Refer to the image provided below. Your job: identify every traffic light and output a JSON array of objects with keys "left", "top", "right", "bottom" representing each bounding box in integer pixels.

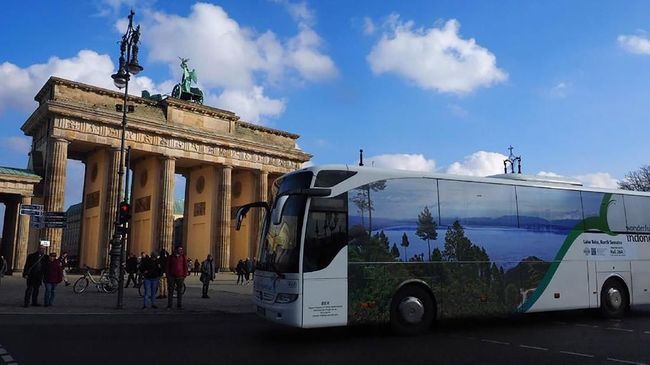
[{"left": 118, "top": 201, "right": 131, "bottom": 225}]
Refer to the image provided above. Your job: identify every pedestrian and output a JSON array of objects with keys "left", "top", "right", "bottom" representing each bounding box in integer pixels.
[
  {"left": 236, "top": 259, "right": 245, "bottom": 285},
  {"left": 200, "top": 254, "right": 215, "bottom": 298},
  {"left": 124, "top": 253, "right": 138, "bottom": 288},
  {"left": 0, "top": 255, "right": 7, "bottom": 288},
  {"left": 136, "top": 251, "right": 146, "bottom": 284},
  {"left": 157, "top": 248, "right": 169, "bottom": 299},
  {"left": 140, "top": 251, "right": 162, "bottom": 309},
  {"left": 193, "top": 259, "right": 200, "bottom": 276},
  {"left": 166, "top": 246, "right": 189, "bottom": 309},
  {"left": 244, "top": 257, "right": 253, "bottom": 284},
  {"left": 59, "top": 251, "right": 70, "bottom": 286},
  {"left": 43, "top": 252, "right": 63, "bottom": 307},
  {"left": 23, "top": 245, "right": 47, "bottom": 307}
]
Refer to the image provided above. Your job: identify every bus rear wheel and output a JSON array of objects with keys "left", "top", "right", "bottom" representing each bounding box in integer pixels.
[
  {"left": 601, "top": 279, "right": 628, "bottom": 318},
  {"left": 390, "top": 285, "right": 434, "bottom": 336}
]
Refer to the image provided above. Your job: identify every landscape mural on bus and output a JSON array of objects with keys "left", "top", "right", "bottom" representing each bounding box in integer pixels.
[{"left": 347, "top": 178, "right": 624, "bottom": 323}]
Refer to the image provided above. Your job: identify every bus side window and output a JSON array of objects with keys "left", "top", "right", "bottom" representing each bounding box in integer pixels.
[{"left": 304, "top": 195, "right": 348, "bottom": 273}]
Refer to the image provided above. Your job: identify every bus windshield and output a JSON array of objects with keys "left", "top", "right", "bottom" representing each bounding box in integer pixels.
[{"left": 257, "top": 171, "right": 312, "bottom": 273}]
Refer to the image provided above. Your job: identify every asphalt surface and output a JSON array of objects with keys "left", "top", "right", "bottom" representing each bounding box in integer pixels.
[{"left": 1, "top": 274, "right": 650, "bottom": 365}]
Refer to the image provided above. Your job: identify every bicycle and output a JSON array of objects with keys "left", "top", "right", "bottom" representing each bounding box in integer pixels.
[{"left": 73, "top": 267, "right": 118, "bottom": 294}]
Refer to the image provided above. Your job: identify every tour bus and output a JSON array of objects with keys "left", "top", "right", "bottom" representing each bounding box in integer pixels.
[{"left": 235, "top": 165, "right": 650, "bottom": 334}]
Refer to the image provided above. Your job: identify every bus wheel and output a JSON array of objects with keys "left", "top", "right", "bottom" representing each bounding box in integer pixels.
[
  {"left": 601, "top": 279, "right": 628, "bottom": 318},
  {"left": 390, "top": 285, "right": 434, "bottom": 336}
]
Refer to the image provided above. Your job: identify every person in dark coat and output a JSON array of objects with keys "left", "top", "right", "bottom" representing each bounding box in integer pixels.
[
  {"left": 193, "top": 259, "right": 200, "bottom": 276},
  {"left": 0, "top": 255, "right": 7, "bottom": 288},
  {"left": 124, "top": 253, "right": 138, "bottom": 288},
  {"left": 140, "top": 251, "right": 162, "bottom": 309},
  {"left": 23, "top": 245, "right": 47, "bottom": 307},
  {"left": 43, "top": 252, "right": 64, "bottom": 307},
  {"left": 157, "top": 249, "right": 169, "bottom": 299},
  {"left": 200, "top": 254, "right": 215, "bottom": 299},
  {"left": 235, "top": 259, "right": 245, "bottom": 285}
]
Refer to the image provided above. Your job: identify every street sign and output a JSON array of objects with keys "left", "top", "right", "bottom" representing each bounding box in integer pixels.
[
  {"left": 44, "top": 211, "right": 67, "bottom": 223},
  {"left": 40, "top": 240, "right": 50, "bottom": 247},
  {"left": 20, "top": 204, "right": 44, "bottom": 216},
  {"left": 45, "top": 221, "right": 67, "bottom": 227}
]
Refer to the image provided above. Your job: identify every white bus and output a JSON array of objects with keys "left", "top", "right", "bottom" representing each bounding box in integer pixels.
[{"left": 236, "top": 165, "right": 650, "bottom": 334}]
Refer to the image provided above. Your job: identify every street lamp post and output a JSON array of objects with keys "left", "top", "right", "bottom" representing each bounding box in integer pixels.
[{"left": 110, "top": 10, "right": 143, "bottom": 309}]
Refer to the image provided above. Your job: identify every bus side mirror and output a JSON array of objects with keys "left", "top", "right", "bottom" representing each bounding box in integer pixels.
[
  {"left": 272, "top": 195, "right": 289, "bottom": 225},
  {"left": 235, "top": 206, "right": 250, "bottom": 231}
]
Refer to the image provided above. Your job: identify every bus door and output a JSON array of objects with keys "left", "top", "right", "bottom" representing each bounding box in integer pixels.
[{"left": 301, "top": 198, "right": 349, "bottom": 328}]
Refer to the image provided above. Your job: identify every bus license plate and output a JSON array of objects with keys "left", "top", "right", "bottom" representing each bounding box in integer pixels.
[{"left": 257, "top": 306, "right": 266, "bottom": 316}]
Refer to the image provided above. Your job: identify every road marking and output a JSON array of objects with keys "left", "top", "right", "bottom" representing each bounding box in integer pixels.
[
  {"left": 519, "top": 344, "right": 548, "bottom": 351},
  {"left": 576, "top": 323, "right": 599, "bottom": 328},
  {"left": 643, "top": 331, "right": 650, "bottom": 335},
  {"left": 481, "top": 339, "right": 510, "bottom": 346},
  {"left": 1, "top": 355, "right": 14, "bottom": 362},
  {"left": 606, "top": 327, "right": 634, "bottom": 333},
  {"left": 607, "top": 358, "right": 646, "bottom": 365},
  {"left": 559, "top": 351, "right": 594, "bottom": 358},
  {"left": 0, "top": 348, "right": 7, "bottom": 354}
]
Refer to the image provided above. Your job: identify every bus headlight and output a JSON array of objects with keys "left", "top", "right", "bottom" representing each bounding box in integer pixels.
[{"left": 275, "top": 293, "right": 299, "bottom": 303}]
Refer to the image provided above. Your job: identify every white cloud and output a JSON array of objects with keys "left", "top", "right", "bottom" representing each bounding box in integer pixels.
[
  {"left": 367, "top": 17, "right": 507, "bottom": 94},
  {"left": 574, "top": 172, "right": 619, "bottom": 189},
  {"left": 144, "top": 2, "right": 336, "bottom": 122},
  {"left": 363, "top": 17, "right": 376, "bottom": 35},
  {"left": 448, "top": 103, "right": 468, "bottom": 118},
  {"left": 366, "top": 153, "right": 436, "bottom": 171},
  {"left": 207, "top": 87, "right": 286, "bottom": 122},
  {"left": 538, "top": 171, "right": 563, "bottom": 178},
  {"left": 539, "top": 171, "right": 618, "bottom": 189},
  {"left": 446, "top": 151, "right": 507, "bottom": 176},
  {"left": 0, "top": 50, "right": 159, "bottom": 115},
  {"left": 618, "top": 34, "right": 650, "bottom": 55},
  {"left": 549, "top": 82, "right": 570, "bottom": 98},
  {"left": 1, "top": 136, "right": 31, "bottom": 154}
]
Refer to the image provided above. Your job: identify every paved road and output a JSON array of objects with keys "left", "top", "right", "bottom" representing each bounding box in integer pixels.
[
  {"left": 1, "top": 308, "right": 650, "bottom": 364},
  {"left": 1, "top": 274, "right": 650, "bottom": 365}
]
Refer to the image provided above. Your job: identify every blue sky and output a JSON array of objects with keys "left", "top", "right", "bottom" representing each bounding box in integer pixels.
[{"left": 2, "top": 0, "right": 650, "bottom": 214}]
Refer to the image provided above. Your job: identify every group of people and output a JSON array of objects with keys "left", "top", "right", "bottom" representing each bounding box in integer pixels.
[
  {"left": 235, "top": 257, "right": 255, "bottom": 285},
  {"left": 22, "top": 246, "right": 70, "bottom": 307},
  {"left": 19, "top": 245, "right": 218, "bottom": 310},
  {"left": 124, "top": 246, "right": 217, "bottom": 309}
]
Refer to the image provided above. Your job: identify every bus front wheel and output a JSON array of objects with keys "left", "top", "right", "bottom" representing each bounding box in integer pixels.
[
  {"left": 390, "top": 285, "right": 435, "bottom": 336},
  {"left": 601, "top": 279, "right": 628, "bottom": 318}
]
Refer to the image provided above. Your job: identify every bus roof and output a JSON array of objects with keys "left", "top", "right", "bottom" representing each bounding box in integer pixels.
[{"left": 290, "top": 164, "right": 650, "bottom": 197}]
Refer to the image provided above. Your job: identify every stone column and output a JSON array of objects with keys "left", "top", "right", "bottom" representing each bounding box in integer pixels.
[
  {"left": 215, "top": 165, "right": 232, "bottom": 270},
  {"left": 13, "top": 195, "right": 32, "bottom": 271},
  {"left": 43, "top": 137, "right": 69, "bottom": 254},
  {"left": 158, "top": 156, "right": 176, "bottom": 253},
  {"left": 250, "top": 170, "right": 268, "bottom": 255},
  {"left": 102, "top": 148, "right": 121, "bottom": 266},
  {"left": 182, "top": 172, "right": 190, "bottom": 251},
  {"left": 1, "top": 197, "right": 20, "bottom": 271}
]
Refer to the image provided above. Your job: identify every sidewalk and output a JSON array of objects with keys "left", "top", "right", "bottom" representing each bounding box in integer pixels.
[{"left": 0, "top": 272, "right": 255, "bottom": 314}]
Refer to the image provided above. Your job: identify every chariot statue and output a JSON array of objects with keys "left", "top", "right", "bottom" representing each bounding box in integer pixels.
[{"left": 171, "top": 57, "right": 204, "bottom": 104}]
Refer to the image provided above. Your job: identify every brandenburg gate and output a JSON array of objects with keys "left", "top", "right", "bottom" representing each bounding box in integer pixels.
[{"left": 18, "top": 76, "right": 310, "bottom": 270}]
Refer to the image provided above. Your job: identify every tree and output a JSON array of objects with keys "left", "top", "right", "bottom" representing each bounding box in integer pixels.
[
  {"left": 351, "top": 180, "right": 386, "bottom": 233},
  {"left": 442, "top": 220, "right": 472, "bottom": 262},
  {"left": 619, "top": 165, "right": 650, "bottom": 191},
  {"left": 390, "top": 243, "right": 400, "bottom": 259},
  {"left": 400, "top": 232, "right": 409, "bottom": 260},
  {"left": 416, "top": 206, "right": 438, "bottom": 261}
]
